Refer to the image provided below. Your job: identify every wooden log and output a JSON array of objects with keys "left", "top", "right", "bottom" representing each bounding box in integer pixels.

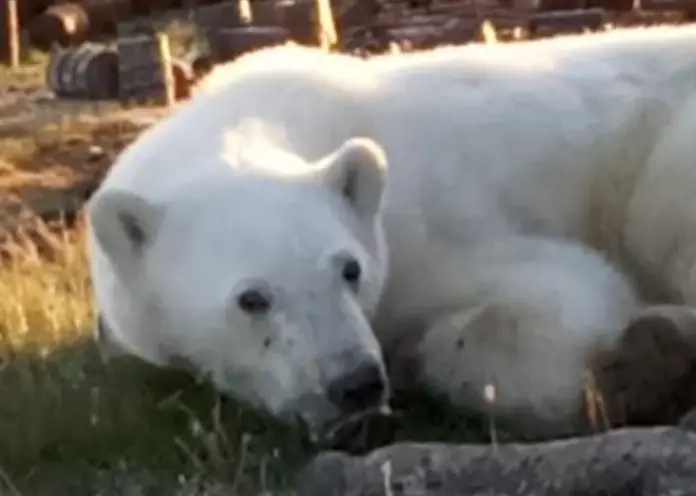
[
  {"left": 298, "top": 427, "right": 696, "bottom": 496},
  {"left": 528, "top": 7, "right": 606, "bottom": 36},
  {"left": 3, "top": 0, "right": 20, "bottom": 67},
  {"left": 641, "top": 0, "right": 696, "bottom": 10}
]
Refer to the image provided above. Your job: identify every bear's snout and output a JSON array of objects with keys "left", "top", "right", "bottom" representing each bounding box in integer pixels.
[{"left": 327, "top": 361, "right": 389, "bottom": 415}]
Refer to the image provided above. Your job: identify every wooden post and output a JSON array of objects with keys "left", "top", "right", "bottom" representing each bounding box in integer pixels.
[
  {"left": 238, "top": 0, "right": 252, "bottom": 24},
  {"left": 315, "top": 0, "right": 337, "bottom": 51},
  {"left": 479, "top": 20, "right": 499, "bottom": 44},
  {"left": 5, "top": 0, "right": 20, "bottom": 68},
  {"left": 156, "top": 32, "right": 176, "bottom": 107}
]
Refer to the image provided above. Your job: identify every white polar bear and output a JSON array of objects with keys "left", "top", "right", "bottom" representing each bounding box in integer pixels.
[{"left": 87, "top": 24, "right": 696, "bottom": 439}]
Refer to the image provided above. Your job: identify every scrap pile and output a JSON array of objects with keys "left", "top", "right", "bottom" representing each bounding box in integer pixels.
[
  {"left": 23, "top": 0, "right": 228, "bottom": 51},
  {"left": 32, "top": 0, "right": 696, "bottom": 103},
  {"left": 21, "top": 0, "right": 696, "bottom": 53},
  {"left": 159, "top": 0, "right": 696, "bottom": 63}
]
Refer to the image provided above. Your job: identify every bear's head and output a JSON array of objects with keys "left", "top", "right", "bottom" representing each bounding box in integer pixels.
[{"left": 88, "top": 137, "right": 391, "bottom": 440}]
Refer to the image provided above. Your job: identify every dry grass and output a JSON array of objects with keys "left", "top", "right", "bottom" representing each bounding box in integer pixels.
[{"left": 0, "top": 50, "right": 47, "bottom": 90}]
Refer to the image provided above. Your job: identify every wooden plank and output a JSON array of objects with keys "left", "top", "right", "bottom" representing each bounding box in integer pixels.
[{"left": 157, "top": 32, "right": 176, "bottom": 107}]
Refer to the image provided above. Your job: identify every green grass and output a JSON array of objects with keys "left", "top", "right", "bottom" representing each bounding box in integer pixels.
[{"left": 0, "top": 213, "right": 501, "bottom": 495}]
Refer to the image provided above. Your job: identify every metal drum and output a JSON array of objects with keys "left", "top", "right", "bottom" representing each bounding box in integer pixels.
[{"left": 45, "top": 43, "right": 120, "bottom": 100}]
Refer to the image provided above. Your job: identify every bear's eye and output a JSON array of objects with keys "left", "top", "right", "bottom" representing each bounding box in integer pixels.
[
  {"left": 237, "top": 289, "right": 272, "bottom": 315},
  {"left": 342, "top": 258, "right": 362, "bottom": 286}
]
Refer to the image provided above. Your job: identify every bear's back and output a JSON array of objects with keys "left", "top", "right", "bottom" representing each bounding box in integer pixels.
[{"left": 98, "top": 25, "right": 696, "bottom": 205}]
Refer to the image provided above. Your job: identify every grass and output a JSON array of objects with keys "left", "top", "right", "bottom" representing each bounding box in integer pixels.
[
  {"left": 0, "top": 52, "right": 495, "bottom": 496},
  {"left": 0, "top": 50, "right": 48, "bottom": 90},
  {"left": 0, "top": 215, "right": 495, "bottom": 495}
]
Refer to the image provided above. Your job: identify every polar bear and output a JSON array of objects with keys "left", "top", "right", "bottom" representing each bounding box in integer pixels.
[{"left": 87, "top": 24, "right": 696, "bottom": 440}]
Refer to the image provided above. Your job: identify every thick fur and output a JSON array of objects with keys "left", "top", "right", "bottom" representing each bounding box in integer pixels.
[{"left": 88, "top": 25, "right": 696, "bottom": 438}]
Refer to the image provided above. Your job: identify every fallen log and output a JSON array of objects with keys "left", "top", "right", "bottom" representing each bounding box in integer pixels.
[{"left": 298, "top": 426, "right": 696, "bottom": 495}]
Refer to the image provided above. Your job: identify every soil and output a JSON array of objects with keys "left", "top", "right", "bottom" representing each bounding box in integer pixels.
[{"left": 0, "top": 77, "right": 174, "bottom": 237}]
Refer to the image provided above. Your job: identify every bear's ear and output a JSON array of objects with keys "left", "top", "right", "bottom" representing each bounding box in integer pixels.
[
  {"left": 87, "top": 189, "right": 163, "bottom": 271},
  {"left": 319, "top": 137, "right": 388, "bottom": 219}
]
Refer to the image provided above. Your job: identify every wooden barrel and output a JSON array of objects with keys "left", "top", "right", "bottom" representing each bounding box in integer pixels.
[
  {"left": 45, "top": 48, "right": 70, "bottom": 97},
  {"left": 45, "top": 43, "right": 119, "bottom": 100},
  {"left": 76, "top": 44, "right": 120, "bottom": 100}
]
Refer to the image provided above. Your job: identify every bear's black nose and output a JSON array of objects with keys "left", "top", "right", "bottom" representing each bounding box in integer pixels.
[{"left": 327, "top": 362, "right": 387, "bottom": 414}]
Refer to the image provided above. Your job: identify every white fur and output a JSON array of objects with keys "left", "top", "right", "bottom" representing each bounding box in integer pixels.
[{"left": 88, "top": 25, "right": 696, "bottom": 437}]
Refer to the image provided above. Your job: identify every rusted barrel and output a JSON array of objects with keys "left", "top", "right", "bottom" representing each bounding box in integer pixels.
[
  {"left": 28, "top": 0, "right": 132, "bottom": 51},
  {"left": 207, "top": 26, "right": 291, "bottom": 63},
  {"left": 45, "top": 43, "right": 120, "bottom": 100}
]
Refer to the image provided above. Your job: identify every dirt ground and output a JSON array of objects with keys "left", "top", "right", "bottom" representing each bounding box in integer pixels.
[{"left": 0, "top": 65, "right": 174, "bottom": 238}]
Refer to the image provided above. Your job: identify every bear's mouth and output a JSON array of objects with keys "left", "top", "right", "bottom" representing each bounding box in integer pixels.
[
  {"left": 306, "top": 404, "right": 397, "bottom": 450},
  {"left": 324, "top": 404, "right": 393, "bottom": 440}
]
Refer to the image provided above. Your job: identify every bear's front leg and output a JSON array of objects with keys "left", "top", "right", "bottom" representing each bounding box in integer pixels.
[{"left": 404, "top": 237, "right": 639, "bottom": 439}]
